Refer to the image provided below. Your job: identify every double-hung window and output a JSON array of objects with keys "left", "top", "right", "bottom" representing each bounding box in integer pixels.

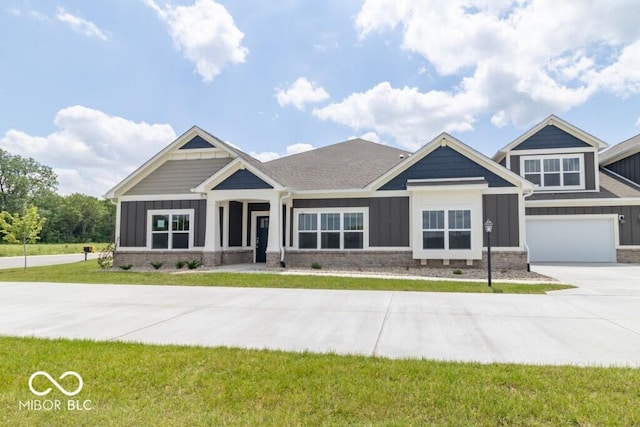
[
  {"left": 523, "top": 155, "right": 583, "bottom": 190},
  {"left": 297, "top": 211, "right": 365, "bottom": 250},
  {"left": 149, "top": 210, "right": 193, "bottom": 250},
  {"left": 422, "top": 209, "right": 471, "bottom": 250}
]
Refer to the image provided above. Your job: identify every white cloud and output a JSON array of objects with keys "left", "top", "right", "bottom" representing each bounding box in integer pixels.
[
  {"left": 285, "top": 143, "right": 314, "bottom": 155},
  {"left": 0, "top": 106, "right": 176, "bottom": 196},
  {"left": 251, "top": 143, "right": 316, "bottom": 162},
  {"left": 56, "top": 8, "right": 109, "bottom": 40},
  {"left": 250, "top": 151, "right": 280, "bottom": 162},
  {"left": 144, "top": 0, "right": 248, "bottom": 82},
  {"left": 314, "top": 81, "right": 485, "bottom": 150},
  {"left": 276, "top": 78, "right": 330, "bottom": 110},
  {"left": 356, "top": 132, "right": 384, "bottom": 144},
  {"left": 335, "top": 0, "right": 640, "bottom": 144}
]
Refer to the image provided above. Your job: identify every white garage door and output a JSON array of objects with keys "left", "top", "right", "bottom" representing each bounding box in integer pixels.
[{"left": 526, "top": 216, "right": 617, "bottom": 263}]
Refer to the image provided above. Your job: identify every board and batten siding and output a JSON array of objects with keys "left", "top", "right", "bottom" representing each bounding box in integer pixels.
[
  {"left": 292, "top": 197, "right": 410, "bottom": 247},
  {"left": 482, "top": 194, "right": 520, "bottom": 247},
  {"left": 119, "top": 200, "right": 207, "bottom": 247},
  {"left": 125, "top": 158, "right": 232, "bottom": 196},
  {"left": 526, "top": 205, "right": 640, "bottom": 245},
  {"left": 605, "top": 152, "right": 640, "bottom": 185}
]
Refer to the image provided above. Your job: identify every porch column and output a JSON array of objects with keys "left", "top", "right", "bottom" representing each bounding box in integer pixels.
[
  {"left": 204, "top": 197, "right": 221, "bottom": 265},
  {"left": 266, "top": 195, "right": 281, "bottom": 266}
]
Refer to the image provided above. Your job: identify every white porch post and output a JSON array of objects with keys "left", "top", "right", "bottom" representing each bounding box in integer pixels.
[
  {"left": 204, "top": 197, "right": 221, "bottom": 252},
  {"left": 266, "top": 195, "right": 281, "bottom": 265}
]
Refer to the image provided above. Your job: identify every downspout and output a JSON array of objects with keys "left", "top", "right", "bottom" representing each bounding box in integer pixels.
[
  {"left": 523, "top": 187, "right": 534, "bottom": 272},
  {"left": 279, "top": 191, "right": 291, "bottom": 267}
]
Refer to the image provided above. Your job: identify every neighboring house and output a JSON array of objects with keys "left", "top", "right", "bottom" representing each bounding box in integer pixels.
[
  {"left": 494, "top": 115, "right": 640, "bottom": 263},
  {"left": 105, "top": 116, "right": 640, "bottom": 270}
]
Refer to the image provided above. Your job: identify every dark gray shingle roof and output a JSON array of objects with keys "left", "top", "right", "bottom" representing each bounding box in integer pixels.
[{"left": 262, "top": 139, "right": 410, "bottom": 190}]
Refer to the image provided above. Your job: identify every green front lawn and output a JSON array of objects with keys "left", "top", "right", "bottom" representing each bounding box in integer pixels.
[
  {"left": 0, "top": 260, "right": 573, "bottom": 294},
  {"left": 2, "top": 337, "right": 637, "bottom": 426},
  {"left": 0, "top": 243, "right": 109, "bottom": 257}
]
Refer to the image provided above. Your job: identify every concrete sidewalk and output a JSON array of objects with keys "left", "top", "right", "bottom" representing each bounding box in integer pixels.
[{"left": 1, "top": 281, "right": 639, "bottom": 367}]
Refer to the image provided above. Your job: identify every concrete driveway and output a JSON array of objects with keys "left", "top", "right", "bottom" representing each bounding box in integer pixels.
[
  {"left": 1, "top": 280, "right": 639, "bottom": 367},
  {"left": 531, "top": 263, "right": 640, "bottom": 296}
]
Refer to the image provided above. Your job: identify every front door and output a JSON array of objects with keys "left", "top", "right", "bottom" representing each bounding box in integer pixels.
[{"left": 255, "top": 216, "right": 269, "bottom": 263}]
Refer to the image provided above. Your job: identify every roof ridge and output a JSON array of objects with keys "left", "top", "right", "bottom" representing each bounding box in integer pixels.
[{"left": 264, "top": 138, "right": 410, "bottom": 165}]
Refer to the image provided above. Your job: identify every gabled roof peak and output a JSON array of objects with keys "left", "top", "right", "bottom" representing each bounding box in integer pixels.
[{"left": 493, "top": 115, "right": 608, "bottom": 162}]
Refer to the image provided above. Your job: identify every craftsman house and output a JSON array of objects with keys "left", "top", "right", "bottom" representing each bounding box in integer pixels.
[{"left": 106, "top": 115, "right": 640, "bottom": 269}]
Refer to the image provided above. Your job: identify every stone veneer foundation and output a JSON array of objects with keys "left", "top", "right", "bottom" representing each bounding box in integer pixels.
[
  {"left": 617, "top": 248, "right": 640, "bottom": 264},
  {"left": 114, "top": 249, "right": 529, "bottom": 270}
]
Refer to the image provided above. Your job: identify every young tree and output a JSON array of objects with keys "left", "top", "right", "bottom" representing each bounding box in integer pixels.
[{"left": 0, "top": 205, "right": 46, "bottom": 268}]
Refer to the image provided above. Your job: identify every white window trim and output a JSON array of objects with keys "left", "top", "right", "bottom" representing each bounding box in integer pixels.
[
  {"left": 422, "top": 209, "right": 472, "bottom": 250},
  {"left": 147, "top": 209, "right": 195, "bottom": 250},
  {"left": 520, "top": 153, "right": 585, "bottom": 191},
  {"left": 293, "top": 207, "right": 369, "bottom": 250}
]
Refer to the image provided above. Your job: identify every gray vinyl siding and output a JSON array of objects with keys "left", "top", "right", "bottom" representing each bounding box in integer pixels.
[
  {"left": 380, "top": 146, "right": 513, "bottom": 190},
  {"left": 605, "top": 152, "right": 640, "bottom": 185},
  {"left": 293, "top": 197, "right": 410, "bottom": 247},
  {"left": 512, "top": 125, "right": 591, "bottom": 150},
  {"left": 214, "top": 169, "right": 273, "bottom": 190},
  {"left": 510, "top": 155, "right": 520, "bottom": 175},
  {"left": 119, "top": 199, "right": 207, "bottom": 247},
  {"left": 526, "top": 205, "right": 640, "bottom": 245},
  {"left": 125, "top": 158, "right": 232, "bottom": 195},
  {"left": 228, "top": 201, "right": 243, "bottom": 247},
  {"left": 482, "top": 194, "right": 520, "bottom": 247},
  {"left": 585, "top": 152, "right": 596, "bottom": 190}
]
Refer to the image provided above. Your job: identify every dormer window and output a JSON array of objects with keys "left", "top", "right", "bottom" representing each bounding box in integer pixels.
[{"left": 521, "top": 154, "right": 584, "bottom": 190}]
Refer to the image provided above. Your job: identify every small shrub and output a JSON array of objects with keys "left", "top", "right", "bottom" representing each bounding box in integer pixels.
[
  {"left": 119, "top": 264, "right": 132, "bottom": 271},
  {"left": 97, "top": 242, "right": 115, "bottom": 269},
  {"left": 453, "top": 269, "right": 463, "bottom": 275},
  {"left": 150, "top": 262, "right": 163, "bottom": 270},
  {"left": 311, "top": 262, "right": 322, "bottom": 270},
  {"left": 175, "top": 260, "right": 187, "bottom": 269},
  {"left": 187, "top": 260, "right": 201, "bottom": 270}
]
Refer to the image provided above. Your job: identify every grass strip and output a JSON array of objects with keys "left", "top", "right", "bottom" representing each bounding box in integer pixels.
[
  {"left": 0, "top": 260, "right": 573, "bottom": 294},
  {"left": 0, "top": 243, "right": 108, "bottom": 257},
  {"left": 1, "top": 336, "right": 637, "bottom": 426}
]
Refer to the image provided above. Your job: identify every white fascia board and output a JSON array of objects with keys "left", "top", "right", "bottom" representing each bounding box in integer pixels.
[
  {"left": 599, "top": 143, "right": 640, "bottom": 166},
  {"left": 119, "top": 193, "right": 207, "bottom": 202},
  {"left": 493, "top": 115, "right": 608, "bottom": 162},
  {"left": 509, "top": 147, "right": 599, "bottom": 156},
  {"left": 526, "top": 198, "right": 640, "bottom": 208},
  {"left": 291, "top": 189, "right": 410, "bottom": 198}
]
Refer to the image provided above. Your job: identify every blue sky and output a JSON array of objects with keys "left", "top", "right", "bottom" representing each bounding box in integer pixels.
[{"left": 1, "top": 0, "right": 640, "bottom": 197}]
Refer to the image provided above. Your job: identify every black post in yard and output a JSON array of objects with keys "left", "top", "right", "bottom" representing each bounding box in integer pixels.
[{"left": 484, "top": 220, "right": 493, "bottom": 288}]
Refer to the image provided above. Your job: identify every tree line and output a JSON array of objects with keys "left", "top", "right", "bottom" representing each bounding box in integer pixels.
[{"left": 0, "top": 148, "right": 115, "bottom": 244}]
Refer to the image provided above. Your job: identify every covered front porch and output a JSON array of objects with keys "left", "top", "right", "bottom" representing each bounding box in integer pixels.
[{"left": 203, "top": 189, "right": 289, "bottom": 267}]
